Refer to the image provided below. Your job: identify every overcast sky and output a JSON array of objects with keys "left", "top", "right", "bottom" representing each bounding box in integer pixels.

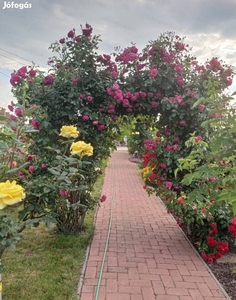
[{"left": 1, "top": 0, "right": 236, "bottom": 109}]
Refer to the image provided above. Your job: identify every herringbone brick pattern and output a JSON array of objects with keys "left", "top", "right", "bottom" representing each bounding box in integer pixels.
[{"left": 80, "top": 148, "right": 229, "bottom": 300}]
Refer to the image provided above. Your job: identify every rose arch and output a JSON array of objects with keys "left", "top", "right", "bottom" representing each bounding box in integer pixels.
[{"left": 9, "top": 24, "right": 235, "bottom": 239}]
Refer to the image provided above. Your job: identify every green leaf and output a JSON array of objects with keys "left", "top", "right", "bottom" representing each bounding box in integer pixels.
[
  {"left": 47, "top": 168, "right": 60, "bottom": 176},
  {"left": 192, "top": 97, "right": 205, "bottom": 109},
  {"left": 232, "top": 202, "right": 236, "bottom": 216}
]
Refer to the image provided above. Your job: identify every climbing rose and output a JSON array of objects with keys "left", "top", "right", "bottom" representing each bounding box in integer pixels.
[
  {"left": 72, "top": 78, "right": 77, "bottom": 85},
  {"left": 41, "top": 164, "right": 48, "bottom": 170},
  {"left": 29, "top": 166, "right": 35, "bottom": 172},
  {"left": 151, "top": 102, "right": 159, "bottom": 108},
  {"left": 98, "top": 124, "right": 105, "bottom": 131},
  {"left": 44, "top": 75, "right": 54, "bottom": 86},
  {"left": 150, "top": 68, "right": 158, "bottom": 78},
  {"left": 10, "top": 73, "right": 21, "bottom": 86},
  {"left": 29, "top": 69, "right": 36, "bottom": 77},
  {"left": 198, "top": 104, "right": 205, "bottom": 111},
  {"left": 15, "top": 108, "right": 23, "bottom": 117},
  {"left": 67, "top": 30, "right": 75, "bottom": 38},
  {"left": 159, "top": 163, "right": 167, "bottom": 168},
  {"left": 82, "top": 115, "right": 89, "bottom": 121},
  {"left": 195, "top": 136, "right": 202, "bottom": 142},
  {"left": 8, "top": 105, "right": 14, "bottom": 112}
]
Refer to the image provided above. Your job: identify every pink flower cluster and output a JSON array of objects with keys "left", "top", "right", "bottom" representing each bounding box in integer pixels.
[
  {"left": 107, "top": 85, "right": 162, "bottom": 113},
  {"left": 10, "top": 66, "right": 36, "bottom": 86},
  {"left": 164, "top": 94, "right": 183, "bottom": 104},
  {"left": 60, "top": 190, "right": 69, "bottom": 196},
  {"left": 116, "top": 46, "right": 139, "bottom": 63},
  {"left": 79, "top": 94, "right": 93, "bottom": 102}
]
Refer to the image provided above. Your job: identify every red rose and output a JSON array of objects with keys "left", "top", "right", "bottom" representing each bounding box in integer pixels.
[{"left": 207, "top": 237, "right": 218, "bottom": 247}]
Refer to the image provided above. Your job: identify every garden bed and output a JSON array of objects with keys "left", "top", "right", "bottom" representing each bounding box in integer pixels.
[
  {"left": 208, "top": 260, "right": 236, "bottom": 299},
  {"left": 179, "top": 223, "right": 236, "bottom": 299}
]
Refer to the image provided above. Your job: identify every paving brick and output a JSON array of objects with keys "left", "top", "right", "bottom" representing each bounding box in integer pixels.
[
  {"left": 141, "top": 287, "right": 155, "bottom": 300},
  {"left": 152, "top": 280, "right": 166, "bottom": 295},
  {"left": 106, "top": 293, "right": 130, "bottom": 300},
  {"left": 154, "top": 296, "right": 179, "bottom": 300},
  {"left": 80, "top": 292, "right": 94, "bottom": 300}
]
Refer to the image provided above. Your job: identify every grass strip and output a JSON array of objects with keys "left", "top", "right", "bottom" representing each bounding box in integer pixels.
[{"left": 2, "top": 159, "right": 108, "bottom": 300}]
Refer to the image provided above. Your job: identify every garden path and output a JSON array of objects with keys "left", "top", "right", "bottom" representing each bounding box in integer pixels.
[{"left": 79, "top": 147, "right": 230, "bottom": 300}]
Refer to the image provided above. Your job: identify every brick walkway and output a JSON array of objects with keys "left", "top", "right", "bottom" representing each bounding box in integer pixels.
[{"left": 79, "top": 148, "right": 229, "bottom": 300}]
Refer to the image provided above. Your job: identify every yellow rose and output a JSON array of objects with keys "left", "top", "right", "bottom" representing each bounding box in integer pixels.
[
  {"left": 0, "top": 180, "right": 25, "bottom": 209},
  {"left": 70, "top": 141, "right": 93, "bottom": 157},
  {"left": 59, "top": 125, "right": 79, "bottom": 138}
]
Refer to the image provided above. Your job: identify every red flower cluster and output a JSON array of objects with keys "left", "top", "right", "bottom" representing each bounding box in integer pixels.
[
  {"left": 201, "top": 223, "right": 229, "bottom": 263},
  {"left": 209, "top": 223, "right": 218, "bottom": 236},
  {"left": 202, "top": 241, "right": 229, "bottom": 263},
  {"left": 228, "top": 218, "right": 236, "bottom": 237}
]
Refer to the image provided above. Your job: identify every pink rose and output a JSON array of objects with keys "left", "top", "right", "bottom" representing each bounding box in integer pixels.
[
  {"left": 111, "top": 71, "right": 118, "bottom": 78},
  {"left": 29, "top": 69, "right": 36, "bottom": 77},
  {"left": 93, "top": 121, "right": 98, "bottom": 126},
  {"left": 72, "top": 78, "right": 77, "bottom": 85},
  {"left": 75, "top": 36, "right": 81, "bottom": 43},
  {"left": 27, "top": 155, "right": 33, "bottom": 161},
  {"left": 159, "top": 163, "right": 167, "bottom": 168},
  {"left": 113, "top": 83, "right": 119, "bottom": 90},
  {"left": 195, "top": 136, "right": 202, "bottom": 142},
  {"left": 8, "top": 105, "right": 14, "bottom": 112},
  {"left": 15, "top": 108, "right": 23, "bottom": 117},
  {"left": 29, "top": 165, "right": 35, "bottom": 172},
  {"left": 82, "top": 115, "right": 89, "bottom": 121},
  {"left": 59, "top": 38, "right": 65, "bottom": 44},
  {"left": 87, "top": 96, "right": 93, "bottom": 102},
  {"left": 44, "top": 75, "right": 54, "bottom": 86},
  {"left": 11, "top": 161, "right": 17, "bottom": 167},
  {"left": 67, "top": 30, "right": 75, "bottom": 38},
  {"left": 17, "top": 66, "right": 27, "bottom": 78},
  {"left": 98, "top": 124, "right": 105, "bottom": 131},
  {"left": 150, "top": 68, "right": 158, "bottom": 78},
  {"left": 10, "top": 73, "right": 21, "bottom": 86},
  {"left": 151, "top": 102, "right": 159, "bottom": 108},
  {"left": 179, "top": 120, "right": 186, "bottom": 126},
  {"left": 198, "top": 104, "right": 205, "bottom": 111}
]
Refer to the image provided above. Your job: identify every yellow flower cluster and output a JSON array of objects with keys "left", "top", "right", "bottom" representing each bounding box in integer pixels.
[
  {"left": 59, "top": 125, "right": 79, "bottom": 139},
  {"left": 141, "top": 166, "right": 152, "bottom": 180},
  {"left": 70, "top": 141, "right": 93, "bottom": 158},
  {"left": 0, "top": 180, "right": 25, "bottom": 209}
]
